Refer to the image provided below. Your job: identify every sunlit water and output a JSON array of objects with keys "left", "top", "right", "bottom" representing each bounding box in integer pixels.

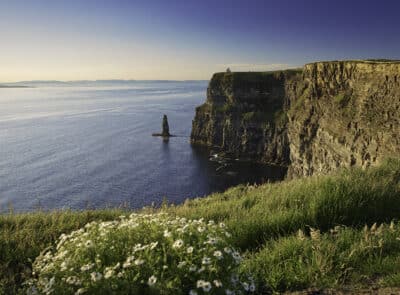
[{"left": 0, "top": 81, "right": 285, "bottom": 212}]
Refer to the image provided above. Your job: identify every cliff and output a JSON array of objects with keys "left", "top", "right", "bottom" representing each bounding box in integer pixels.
[
  {"left": 191, "top": 60, "right": 400, "bottom": 177},
  {"left": 191, "top": 70, "right": 300, "bottom": 165},
  {"left": 287, "top": 60, "right": 400, "bottom": 177}
]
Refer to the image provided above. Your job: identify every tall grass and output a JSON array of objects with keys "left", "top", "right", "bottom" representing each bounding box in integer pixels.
[
  {"left": 169, "top": 159, "right": 400, "bottom": 250},
  {"left": 1, "top": 159, "right": 400, "bottom": 293},
  {"left": 243, "top": 223, "right": 400, "bottom": 292}
]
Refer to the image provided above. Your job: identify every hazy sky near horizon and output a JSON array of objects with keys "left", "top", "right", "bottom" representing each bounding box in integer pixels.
[{"left": 1, "top": 0, "right": 400, "bottom": 81}]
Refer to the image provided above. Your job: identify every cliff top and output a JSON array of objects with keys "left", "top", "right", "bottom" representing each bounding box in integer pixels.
[
  {"left": 212, "top": 69, "right": 302, "bottom": 79},
  {"left": 213, "top": 60, "right": 400, "bottom": 78},
  {"left": 305, "top": 59, "right": 400, "bottom": 67}
]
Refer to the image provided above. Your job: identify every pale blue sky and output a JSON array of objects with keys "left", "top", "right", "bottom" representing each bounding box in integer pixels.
[{"left": 1, "top": 0, "right": 399, "bottom": 81}]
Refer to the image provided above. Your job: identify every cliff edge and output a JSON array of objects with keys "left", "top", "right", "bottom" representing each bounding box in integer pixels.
[
  {"left": 191, "top": 60, "right": 400, "bottom": 178},
  {"left": 191, "top": 70, "right": 300, "bottom": 165}
]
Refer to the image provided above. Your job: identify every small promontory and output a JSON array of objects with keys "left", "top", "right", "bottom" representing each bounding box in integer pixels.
[{"left": 191, "top": 60, "right": 400, "bottom": 178}]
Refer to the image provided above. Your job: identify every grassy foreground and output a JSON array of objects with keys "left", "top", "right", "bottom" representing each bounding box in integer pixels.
[{"left": 1, "top": 159, "right": 400, "bottom": 294}]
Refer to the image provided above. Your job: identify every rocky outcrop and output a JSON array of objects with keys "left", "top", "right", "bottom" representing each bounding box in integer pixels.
[
  {"left": 191, "top": 60, "right": 400, "bottom": 178},
  {"left": 162, "top": 114, "right": 170, "bottom": 137},
  {"left": 191, "top": 70, "right": 301, "bottom": 165},
  {"left": 152, "top": 114, "right": 173, "bottom": 138},
  {"left": 287, "top": 60, "right": 400, "bottom": 177}
]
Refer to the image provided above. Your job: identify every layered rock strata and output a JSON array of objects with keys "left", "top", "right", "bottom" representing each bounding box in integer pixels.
[{"left": 191, "top": 61, "right": 400, "bottom": 177}]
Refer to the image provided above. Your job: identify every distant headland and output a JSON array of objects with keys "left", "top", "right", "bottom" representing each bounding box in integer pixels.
[{"left": 0, "top": 85, "right": 32, "bottom": 88}]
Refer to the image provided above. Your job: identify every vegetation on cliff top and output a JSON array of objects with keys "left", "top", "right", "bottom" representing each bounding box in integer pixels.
[
  {"left": 212, "top": 69, "right": 302, "bottom": 79},
  {"left": 1, "top": 159, "right": 400, "bottom": 293},
  {"left": 304, "top": 59, "right": 400, "bottom": 66},
  {"left": 25, "top": 213, "right": 254, "bottom": 295}
]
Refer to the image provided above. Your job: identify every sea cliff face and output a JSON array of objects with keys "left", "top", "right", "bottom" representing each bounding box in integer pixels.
[
  {"left": 287, "top": 61, "right": 400, "bottom": 177},
  {"left": 191, "top": 71, "right": 300, "bottom": 165},
  {"left": 191, "top": 60, "right": 400, "bottom": 177}
]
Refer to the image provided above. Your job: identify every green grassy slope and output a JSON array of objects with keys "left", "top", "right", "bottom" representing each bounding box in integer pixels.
[{"left": 1, "top": 160, "right": 400, "bottom": 293}]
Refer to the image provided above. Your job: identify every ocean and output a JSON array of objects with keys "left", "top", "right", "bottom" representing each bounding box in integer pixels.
[{"left": 0, "top": 81, "right": 285, "bottom": 212}]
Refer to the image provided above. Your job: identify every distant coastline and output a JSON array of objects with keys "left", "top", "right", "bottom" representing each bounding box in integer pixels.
[{"left": 0, "top": 85, "right": 32, "bottom": 88}]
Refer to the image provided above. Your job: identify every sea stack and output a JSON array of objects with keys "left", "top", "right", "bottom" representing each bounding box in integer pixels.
[
  {"left": 162, "top": 114, "right": 170, "bottom": 137},
  {"left": 152, "top": 114, "right": 173, "bottom": 138}
]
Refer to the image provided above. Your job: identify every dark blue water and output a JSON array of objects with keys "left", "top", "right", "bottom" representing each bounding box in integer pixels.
[{"left": 0, "top": 81, "right": 285, "bottom": 212}]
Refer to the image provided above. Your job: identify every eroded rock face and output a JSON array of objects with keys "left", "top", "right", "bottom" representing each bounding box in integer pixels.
[
  {"left": 191, "top": 60, "right": 400, "bottom": 177},
  {"left": 162, "top": 114, "right": 170, "bottom": 137},
  {"left": 191, "top": 71, "right": 300, "bottom": 165},
  {"left": 287, "top": 61, "right": 400, "bottom": 177}
]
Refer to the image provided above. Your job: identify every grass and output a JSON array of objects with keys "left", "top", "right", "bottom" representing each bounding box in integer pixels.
[
  {"left": 244, "top": 223, "right": 400, "bottom": 293},
  {"left": 0, "top": 209, "right": 126, "bottom": 294},
  {"left": 1, "top": 159, "right": 400, "bottom": 293},
  {"left": 25, "top": 213, "right": 252, "bottom": 294}
]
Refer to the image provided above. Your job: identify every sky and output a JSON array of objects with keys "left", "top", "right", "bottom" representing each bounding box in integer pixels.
[{"left": 1, "top": 0, "right": 400, "bottom": 81}]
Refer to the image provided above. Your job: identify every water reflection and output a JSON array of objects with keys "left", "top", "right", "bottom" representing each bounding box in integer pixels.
[{"left": 189, "top": 145, "right": 287, "bottom": 194}]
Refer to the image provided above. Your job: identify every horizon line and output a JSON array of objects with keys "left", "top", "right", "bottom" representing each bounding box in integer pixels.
[{"left": 0, "top": 79, "right": 210, "bottom": 84}]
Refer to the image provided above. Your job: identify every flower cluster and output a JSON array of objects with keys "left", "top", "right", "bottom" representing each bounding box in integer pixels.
[{"left": 24, "top": 213, "right": 255, "bottom": 294}]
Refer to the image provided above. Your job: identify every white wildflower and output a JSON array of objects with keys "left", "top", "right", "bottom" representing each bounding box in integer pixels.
[
  {"left": 205, "top": 237, "right": 218, "bottom": 245},
  {"left": 213, "top": 250, "right": 223, "bottom": 259},
  {"left": 147, "top": 275, "right": 157, "bottom": 286},
  {"left": 213, "top": 279, "right": 223, "bottom": 287},
  {"left": 85, "top": 240, "right": 93, "bottom": 248},
  {"left": 60, "top": 261, "right": 68, "bottom": 271},
  {"left": 196, "top": 280, "right": 205, "bottom": 288},
  {"left": 104, "top": 268, "right": 114, "bottom": 279},
  {"left": 90, "top": 272, "right": 102, "bottom": 282},
  {"left": 232, "top": 251, "right": 242, "bottom": 263},
  {"left": 80, "top": 263, "right": 95, "bottom": 272},
  {"left": 202, "top": 257, "right": 212, "bottom": 265},
  {"left": 123, "top": 256, "right": 135, "bottom": 268},
  {"left": 173, "top": 239, "right": 184, "bottom": 249},
  {"left": 202, "top": 281, "right": 212, "bottom": 292},
  {"left": 134, "top": 258, "right": 144, "bottom": 266},
  {"left": 187, "top": 246, "right": 194, "bottom": 254},
  {"left": 224, "top": 247, "right": 232, "bottom": 254},
  {"left": 66, "top": 276, "right": 81, "bottom": 286}
]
